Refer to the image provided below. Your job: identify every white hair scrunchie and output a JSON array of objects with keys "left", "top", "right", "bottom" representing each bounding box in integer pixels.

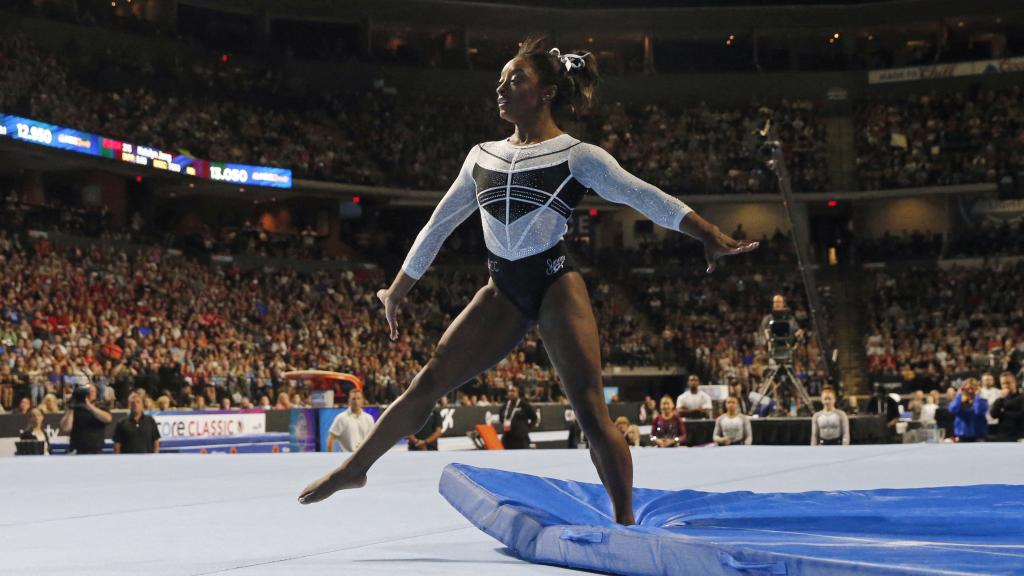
[{"left": 549, "top": 47, "right": 590, "bottom": 73}]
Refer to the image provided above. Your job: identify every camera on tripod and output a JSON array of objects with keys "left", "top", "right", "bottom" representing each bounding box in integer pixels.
[{"left": 766, "top": 309, "right": 796, "bottom": 364}]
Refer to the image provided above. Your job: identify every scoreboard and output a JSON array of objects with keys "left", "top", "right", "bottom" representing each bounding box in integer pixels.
[{"left": 0, "top": 113, "right": 292, "bottom": 189}]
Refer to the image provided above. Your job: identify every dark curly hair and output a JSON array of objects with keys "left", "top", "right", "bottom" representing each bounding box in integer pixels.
[{"left": 515, "top": 36, "right": 599, "bottom": 116}]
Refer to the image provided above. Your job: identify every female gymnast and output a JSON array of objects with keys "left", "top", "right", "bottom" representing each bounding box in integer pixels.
[{"left": 299, "top": 37, "right": 758, "bottom": 525}]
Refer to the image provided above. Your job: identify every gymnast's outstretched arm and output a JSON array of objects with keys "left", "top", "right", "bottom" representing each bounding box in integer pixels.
[
  {"left": 569, "top": 143, "right": 758, "bottom": 272},
  {"left": 376, "top": 145, "right": 481, "bottom": 339}
]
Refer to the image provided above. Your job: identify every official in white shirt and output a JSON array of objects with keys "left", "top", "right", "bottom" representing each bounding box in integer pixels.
[{"left": 327, "top": 390, "right": 375, "bottom": 452}]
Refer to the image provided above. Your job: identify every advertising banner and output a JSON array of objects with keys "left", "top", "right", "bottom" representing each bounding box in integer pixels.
[
  {"left": 868, "top": 56, "right": 1024, "bottom": 85},
  {"left": 152, "top": 410, "right": 266, "bottom": 439}
]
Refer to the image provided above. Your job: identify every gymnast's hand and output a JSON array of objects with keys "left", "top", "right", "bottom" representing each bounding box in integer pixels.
[
  {"left": 702, "top": 229, "right": 759, "bottom": 274},
  {"left": 679, "top": 212, "right": 759, "bottom": 273},
  {"left": 377, "top": 288, "right": 402, "bottom": 340}
]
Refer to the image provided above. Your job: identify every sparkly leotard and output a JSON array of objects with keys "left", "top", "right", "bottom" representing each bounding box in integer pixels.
[{"left": 400, "top": 133, "right": 693, "bottom": 319}]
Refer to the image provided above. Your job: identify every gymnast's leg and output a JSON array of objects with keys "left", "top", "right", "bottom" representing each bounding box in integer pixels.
[
  {"left": 299, "top": 278, "right": 534, "bottom": 504},
  {"left": 537, "top": 271, "right": 635, "bottom": 525}
]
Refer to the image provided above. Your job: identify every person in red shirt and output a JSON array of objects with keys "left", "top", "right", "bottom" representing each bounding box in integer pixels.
[{"left": 651, "top": 395, "right": 687, "bottom": 448}]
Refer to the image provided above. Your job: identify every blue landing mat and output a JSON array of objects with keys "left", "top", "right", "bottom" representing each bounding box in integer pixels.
[{"left": 439, "top": 463, "right": 1024, "bottom": 575}]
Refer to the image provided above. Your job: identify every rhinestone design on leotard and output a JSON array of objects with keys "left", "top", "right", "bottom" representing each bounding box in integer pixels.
[{"left": 400, "top": 133, "right": 692, "bottom": 279}]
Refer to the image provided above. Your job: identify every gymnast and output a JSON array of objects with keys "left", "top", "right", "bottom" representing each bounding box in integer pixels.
[{"left": 299, "top": 37, "right": 758, "bottom": 525}]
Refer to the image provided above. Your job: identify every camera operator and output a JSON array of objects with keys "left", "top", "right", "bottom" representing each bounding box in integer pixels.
[
  {"left": 59, "top": 383, "right": 112, "bottom": 454},
  {"left": 758, "top": 294, "right": 804, "bottom": 354}
]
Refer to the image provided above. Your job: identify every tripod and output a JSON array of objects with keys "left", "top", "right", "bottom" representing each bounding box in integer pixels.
[{"left": 749, "top": 351, "right": 816, "bottom": 417}]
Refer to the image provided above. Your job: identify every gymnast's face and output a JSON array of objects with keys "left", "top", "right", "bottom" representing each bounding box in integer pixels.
[
  {"left": 822, "top": 390, "right": 835, "bottom": 410},
  {"left": 725, "top": 397, "right": 739, "bottom": 415},
  {"left": 496, "top": 57, "right": 554, "bottom": 125}
]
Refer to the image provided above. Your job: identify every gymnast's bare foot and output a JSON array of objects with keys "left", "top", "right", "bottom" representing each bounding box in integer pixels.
[{"left": 298, "top": 466, "right": 367, "bottom": 504}]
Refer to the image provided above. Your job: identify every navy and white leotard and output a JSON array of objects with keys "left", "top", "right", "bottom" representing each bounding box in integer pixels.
[{"left": 400, "top": 133, "right": 693, "bottom": 319}]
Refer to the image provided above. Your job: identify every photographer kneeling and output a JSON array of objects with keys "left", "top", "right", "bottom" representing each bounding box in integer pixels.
[{"left": 59, "top": 383, "right": 112, "bottom": 454}]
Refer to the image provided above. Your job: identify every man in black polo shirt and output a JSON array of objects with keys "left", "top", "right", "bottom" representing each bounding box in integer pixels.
[
  {"left": 113, "top": 392, "right": 161, "bottom": 454},
  {"left": 407, "top": 399, "right": 444, "bottom": 451},
  {"left": 59, "top": 383, "right": 112, "bottom": 454}
]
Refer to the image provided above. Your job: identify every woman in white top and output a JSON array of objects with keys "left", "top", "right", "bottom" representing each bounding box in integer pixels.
[
  {"left": 713, "top": 397, "right": 753, "bottom": 446},
  {"left": 811, "top": 386, "right": 850, "bottom": 446}
]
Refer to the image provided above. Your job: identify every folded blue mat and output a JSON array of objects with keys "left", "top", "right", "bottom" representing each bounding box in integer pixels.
[{"left": 439, "top": 463, "right": 1024, "bottom": 575}]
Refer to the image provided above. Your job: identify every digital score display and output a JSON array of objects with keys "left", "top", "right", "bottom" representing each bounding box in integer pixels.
[{"left": 0, "top": 114, "right": 292, "bottom": 189}]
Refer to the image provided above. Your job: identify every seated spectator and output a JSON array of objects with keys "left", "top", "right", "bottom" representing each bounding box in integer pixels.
[
  {"left": 275, "top": 392, "right": 292, "bottom": 410},
  {"left": 713, "top": 396, "right": 753, "bottom": 446},
  {"left": 651, "top": 395, "right": 687, "bottom": 448},
  {"left": 638, "top": 395, "right": 658, "bottom": 425},
  {"left": 978, "top": 373, "right": 1001, "bottom": 433},
  {"left": 676, "top": 375, "right": 712, "bottom": 420},
  {"left": 907, "top": 390, "right": 925, "bottom": 422},
  {"left": 13, "top": 397, "right": 31, "bottom": 416},
  {"left": 948, "top": 379, "right": 988, "bottom": 442},
  {"left": 614, "top": 416, "right": 631, "bottom": 438},
  {"left": 624, "top": 424, "right": 647, "bottom": 447},
  {"left": 19, "top": 407, "right": 51, "bottom": 455},
  {"left": 39, "top": 394, "right": 60, "bottom": 415},
  {"left": 919, "top": 390, "right": 940, "bottom": 427},
  {"left": 810, "top": 386, "right": 849, "bottom": 446},
  {"left": 155, "top": 396, "right": 171, "bottom": 411}
]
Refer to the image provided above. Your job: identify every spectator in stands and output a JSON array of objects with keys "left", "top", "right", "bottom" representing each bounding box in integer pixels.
[
  {"left": 408, "top": 399, "right": 444, "bottom": 451},
  {"left": 499, "top": 384, "right": 536, "bottom": 450},
  {"left": 327, "top": 389, "right": 375, "bottom": 452},
  {"left": 978, "top": 372, "right": 1001, "bottom": 433},
  {"left": 39, "top": 394, "right": 60, "bottom": 415},
  {"left": 728, "top": 380, "right": 750, "bottom": 414},
  {"left": 624, "top": 425, "right": 645, "bottom": 447},
  {"left": 810, "top": 386, "right": 850, "bottom": 446},
  {"left": 258, "top": 396, "right": 272, "bottom": 410},
  {"left": 275, "top": 392, "right": 292, "bottom": 410},
  {"left": 638, "top": 395, "right": 658, "bottom": 425},
  {"left": 156, "top": 396, "right": 171, "bottom": 411},
  {"left": 13, "top": 397, "right": 31, "bottom": 416},
  {"left": 113, "top": 393, "right": 161, "bottom": 454},
  {"left": 19, "top": 407, "right": 51, "bottom": 455},
  {"left": 651, "top": 395, "right": 687, "bottom": 448},
  {"left": 919, "top": 390, "right": 940, "bottom": 427},
  {"left": 676, "top": 375, "right": 712, "bottom": 419},
  {"left": 908, "top": 390, "right": 926, "bottom": 422},
  {"left": 614, "top": 416, "right": 631, "bottom": 438},
  {"left": 990, "top": 372, "right": 1022, "bottom": 442},
  {"left": 713, "top": 396, "right": 753, "bottom": 446},
  {"left": 59, "top": 383, "right": 111, "bottom": 454},
  {"left": 948, "top": 379, "right": 988, "bottom": 443},
  {"left": 193, "top": 395, "right": 208, "bottom": 411},
  {"left": 867, "top": 383, "right": 900, "bottom": 442}
]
